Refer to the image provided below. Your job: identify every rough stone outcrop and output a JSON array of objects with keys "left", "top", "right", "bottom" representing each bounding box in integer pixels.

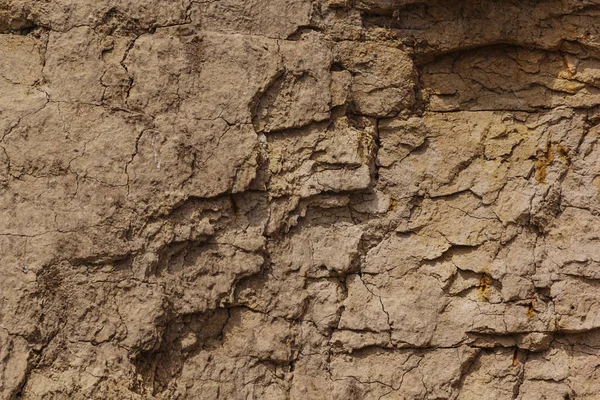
[{"left": 2, "top": 0, "right": 600, "bottom": 398}]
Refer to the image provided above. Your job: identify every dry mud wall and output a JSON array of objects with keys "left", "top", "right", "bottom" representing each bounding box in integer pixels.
[{"left": 2, "top": 0, "right": 600, "bottom": 398}]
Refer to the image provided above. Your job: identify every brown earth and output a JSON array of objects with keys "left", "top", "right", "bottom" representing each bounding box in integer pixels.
[{"left": 2, "top": 0, "right": 600, "bottom": 398}]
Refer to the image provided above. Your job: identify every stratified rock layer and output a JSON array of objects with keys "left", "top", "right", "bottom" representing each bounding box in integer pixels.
[{"left": 2, "top": 0, "right": 600, "bottom": 399}]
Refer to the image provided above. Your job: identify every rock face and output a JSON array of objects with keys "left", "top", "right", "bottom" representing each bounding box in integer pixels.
[{"left": 3, "top": 0, "right": 600, "bottom": 398}]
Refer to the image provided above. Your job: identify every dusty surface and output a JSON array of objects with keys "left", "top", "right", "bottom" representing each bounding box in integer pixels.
[{"left": 2, "top": 0, "right": 600, "bottom": 398}]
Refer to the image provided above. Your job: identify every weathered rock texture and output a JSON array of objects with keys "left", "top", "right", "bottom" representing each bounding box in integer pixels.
[{"left": 2, "top": 0, "right": 600, "bottom": 398}]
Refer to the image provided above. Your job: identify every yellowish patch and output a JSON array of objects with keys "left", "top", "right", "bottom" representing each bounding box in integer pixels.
[
  {"left": 478, "top": 274, "right": 492, "bottom": 302},
  {"left": 535, "top": 142, "right": 553, "bottom": 184},
  {"left": 526, "top": 297, "right": 537, "bottom": 319}
]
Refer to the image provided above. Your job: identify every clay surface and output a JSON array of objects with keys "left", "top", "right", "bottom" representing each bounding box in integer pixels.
[{"left": 2, "top": 0, "right": 600, "bottom": 398}]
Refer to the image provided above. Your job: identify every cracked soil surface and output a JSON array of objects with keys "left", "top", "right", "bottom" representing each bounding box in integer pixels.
[{"left": 2, "top": 0, "right": 600, "bottom": 398}]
